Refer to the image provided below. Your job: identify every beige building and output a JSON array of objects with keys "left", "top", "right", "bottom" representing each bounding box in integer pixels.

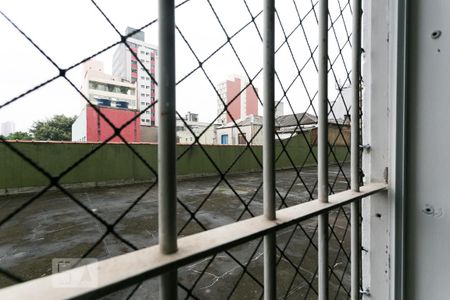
[
  {"left": 81, "top": 60, "right": 137, "bottom": 110},
  {"left": 176, "top": 112, "right": 217, "bottom": 145},
  {"left": 216, "top": 115, "right": 263, "bottom": 145}
]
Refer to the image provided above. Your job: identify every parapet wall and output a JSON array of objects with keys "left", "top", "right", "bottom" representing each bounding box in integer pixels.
[{"left": 0, "top": 135, "right": 349, "bottom": 194}]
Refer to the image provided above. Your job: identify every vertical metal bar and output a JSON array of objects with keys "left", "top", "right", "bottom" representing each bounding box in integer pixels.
[
  {"left": 158, "top": 0, "right": 177, "bottom": 299},
  {"left": 317, "top": 0, "right": 329, "bottom": 298},
  {"left": 351, "top": 0, "right": 362, "bottom": 298},
  {"left": 263, "top": 0, "right": 276, "bottom": 299},
  {"left": 351, "top": 1, "right": 362, "bottom": 194},
  {"left": 351, "top": 201, "right": 361, "bottom": 299}
]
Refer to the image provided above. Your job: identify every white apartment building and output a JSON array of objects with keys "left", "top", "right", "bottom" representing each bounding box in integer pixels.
[
  {"left": 81, "top": 60, "right": 137, "bottom": 110},
  {"left": 0, "top": 121, "right": 15, "bottom": 137},
  {"left": 112, "top": 27, "right": 158, "bottom": 126},
  {"left": 176, "top": 112, "right": 217, "bottom": 145}
]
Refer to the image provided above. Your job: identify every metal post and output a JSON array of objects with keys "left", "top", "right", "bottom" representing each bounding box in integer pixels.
[
  {"left": 317, "top": 0, "right": 329, "bottom": 299},
  {"left": 158, "top": 0, "right": 177, "bottom": 299},
  {"left": 351, "top": 0, "right": 362, "bottom": 298},
  {"left": 263, "top": 0, "right": 276, "bottom": 299}
]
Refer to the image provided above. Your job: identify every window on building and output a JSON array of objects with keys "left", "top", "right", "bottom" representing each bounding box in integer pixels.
[
  {"left": 221, "top": 134, "right": 229, "bottom": 145},
  {"left": 238, "top": 133, "right": 247, "bottom": 145}
]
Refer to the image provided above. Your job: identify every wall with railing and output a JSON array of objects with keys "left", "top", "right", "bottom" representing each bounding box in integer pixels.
[{"left": 0, "top": 136, "right": 349, "bottom": 193}]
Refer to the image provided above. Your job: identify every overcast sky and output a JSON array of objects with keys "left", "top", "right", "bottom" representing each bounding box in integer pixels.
[{"left": 0, "top": 0, "right": 352, "bottom": 132}]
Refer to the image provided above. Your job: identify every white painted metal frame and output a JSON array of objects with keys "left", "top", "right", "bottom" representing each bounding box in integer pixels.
[
  {"left": 360, "top": 0, "right": 409, "bottom": 298},
  {"left": 0, "top": 184, "right": 386, "bottom": 300}
]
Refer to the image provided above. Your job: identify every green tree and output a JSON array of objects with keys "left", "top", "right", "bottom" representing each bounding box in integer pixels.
[
  {"left": 31, "top": 115, "right": 76, "bottom": 141},
  {"left": 5, "top": 131, "right": 33, "bottom": 140}
]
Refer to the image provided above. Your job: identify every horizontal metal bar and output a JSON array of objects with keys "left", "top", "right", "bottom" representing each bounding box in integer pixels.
[{"left": 0, "top": 183, "right": 387, "bottom": 300}]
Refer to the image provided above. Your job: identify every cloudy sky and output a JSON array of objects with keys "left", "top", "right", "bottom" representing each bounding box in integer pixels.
[{"left": 0, "top": 0, "right": 352, "bottom": 132}]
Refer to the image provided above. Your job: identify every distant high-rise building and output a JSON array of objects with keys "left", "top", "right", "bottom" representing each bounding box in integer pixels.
[
  {"left": 216, "top": 76, "right": 258, "bottom": 125},
  {"left": 275, "top": 100, "right": 285, "bottom": 118},
  {"left": 330, "top": 84, "right": 351, "bottom": 119},
  {"left": 112, "top": 27, "right": 158, "bottom": 127},
  {"left": 0, "top": 121, "right": 15, "bottom": 136}
]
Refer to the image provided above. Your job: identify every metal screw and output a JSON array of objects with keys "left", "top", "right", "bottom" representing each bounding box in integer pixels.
[
  {"left": 423, "top": 204, "right": 434, "bottom": 215},
  {"left": 360, "top": 288, "right": 371, "bottom": 296},
  {"left": 431, "top": 30, "right": 442, "bottom": 39}
]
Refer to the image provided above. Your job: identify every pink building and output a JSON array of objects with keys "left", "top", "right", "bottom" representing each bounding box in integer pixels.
[{"left": 216, "top": 77, "right": 258, "bottom": 125}]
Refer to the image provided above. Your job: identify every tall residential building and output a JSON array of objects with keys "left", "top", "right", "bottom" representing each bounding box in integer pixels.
[
  {"left": 0, "top": 121, "right": 15, "bottom": 136},
  {"left": 112, "top": 27, "right": 158, "bottom": 126},
  {"left": 216, "top": 76, "right": 259, "bottom": 125}
]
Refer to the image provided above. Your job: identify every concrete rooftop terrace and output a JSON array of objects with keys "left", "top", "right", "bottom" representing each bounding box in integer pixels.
[{"left": 0, "top": 165, "right": 351, "bottom": 299}]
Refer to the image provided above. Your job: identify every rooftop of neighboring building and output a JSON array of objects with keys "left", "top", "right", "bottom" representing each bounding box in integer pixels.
[{"left": 275, "top": 112, "right": 317, "bottom": 128}]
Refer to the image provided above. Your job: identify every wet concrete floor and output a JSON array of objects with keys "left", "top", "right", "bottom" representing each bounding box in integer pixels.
[{"left": 0, "top": 165, "right": 352, "bottom": 299}]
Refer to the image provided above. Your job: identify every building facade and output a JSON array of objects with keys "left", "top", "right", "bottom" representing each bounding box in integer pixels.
[
  {"left": 72, "top": 60, "right": 141, "bottom": 143},
  {"left": 216, "top": 76, "right": 258, "bottom": 125},
  {"left": 0, "top": 121, "right": 15, "bottom": 137},
  {"left": 176, "top": 112, "right": 217, "bottom": 145},
  {"left": 72, "top": 105, "right": 140, "bottom": 143},
  {"left": 112, "top": 27, "right": 158, "bottom": 127},
  {"left": 216, "top": 115, "right": 263, "bottom": 145},
  {"left": 275, "top": 100, "right": 285, "bottom": 118},
  {"left": 82, "top": 60, "right": 137, "bottom": 110}
]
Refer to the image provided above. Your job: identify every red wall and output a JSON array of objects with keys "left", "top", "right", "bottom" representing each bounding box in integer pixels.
[
  {"left": 86, "top": 106, "right": 141, "bottom": 143},
  {"left": 226, "top": 78, "right": 241, "bottom": 123}
]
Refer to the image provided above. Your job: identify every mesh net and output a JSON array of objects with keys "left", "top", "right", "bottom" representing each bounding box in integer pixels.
[{"left": 0, "top": 0, "right": 357, "bottom": 298}]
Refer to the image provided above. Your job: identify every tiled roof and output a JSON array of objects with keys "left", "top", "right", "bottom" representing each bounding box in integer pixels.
[{"left": 275, "top": 113, "right": 317, "bottom": 127}]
